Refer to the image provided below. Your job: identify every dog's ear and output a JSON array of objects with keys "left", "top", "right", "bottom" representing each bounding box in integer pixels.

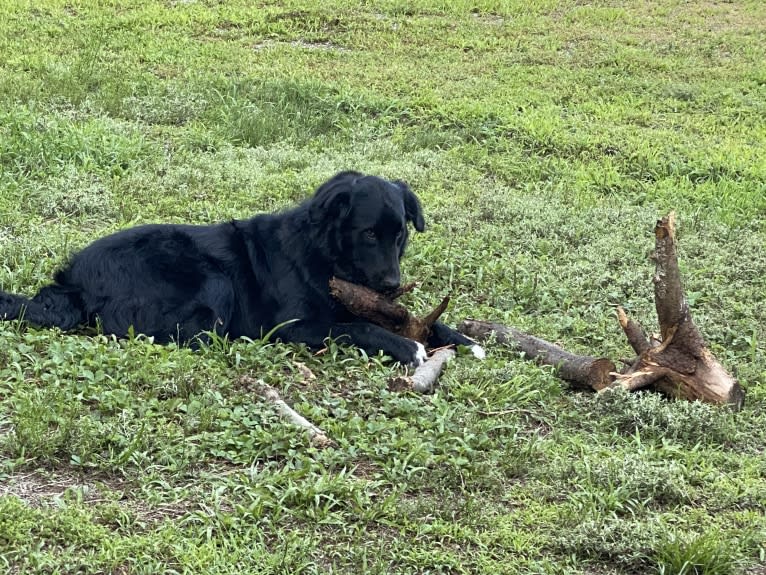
[
  {"left": 309, "top": 171, "right": 362, "bottom": 223},
  {"left": 394, "top": 180, "right": 425, "bottom": 232}
]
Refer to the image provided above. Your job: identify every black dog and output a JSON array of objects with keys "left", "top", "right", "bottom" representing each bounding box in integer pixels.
[{"left": 0, "top": 171, "right": 483, "bottom": 365}]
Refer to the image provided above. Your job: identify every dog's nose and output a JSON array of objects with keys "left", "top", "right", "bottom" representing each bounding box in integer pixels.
[{"left": 379, "top": 276, "right": 400, "bottom": 291}]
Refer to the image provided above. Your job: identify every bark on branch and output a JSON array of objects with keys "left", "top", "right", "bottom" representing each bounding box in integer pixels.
[
  {"left": 329, "top": 277, "right": 448, "bottom": 344},
  {"left": 459, "top": 319, "right": 615, "bottom": 391}
]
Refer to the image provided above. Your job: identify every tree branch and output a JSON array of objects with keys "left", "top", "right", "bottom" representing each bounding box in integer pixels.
[
  {"left": 389, "top": 348, "right": 456, "bottom": 393},
  {"left": 330, "top": 277, "right": 448, "bottom": 343},
  {"left": 242, "top": 376, "right": 333, "bottom": 448},
  {"left": 459, "top": 319, "right": 615, "bottom": 391},
  {"left": 616, "top": 306, "right": 652, "bottom": 356}
]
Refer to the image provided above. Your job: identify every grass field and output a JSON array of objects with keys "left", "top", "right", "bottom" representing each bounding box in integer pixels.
[{"left": 1, "top": 1, "right": 765, "bottom": 573}]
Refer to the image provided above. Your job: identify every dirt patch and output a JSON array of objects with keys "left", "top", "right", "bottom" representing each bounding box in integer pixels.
[
  {"left": 689, "top": 1, "right": 766, "bottom": 33},
  {"left": 0, "top": 469, "right": 192, "bottom": 524},
  {"left": 0, "top": 464, "right": 251, "bottom": 526},
  {"left": 0, "top": 468, "right": 127, "bottom": 507},
  {"left": 252, "top": 39, "right": 350, "bottom": 53},
  {"left": 471, "top": 13, "right": 504, "bottom": 26}
]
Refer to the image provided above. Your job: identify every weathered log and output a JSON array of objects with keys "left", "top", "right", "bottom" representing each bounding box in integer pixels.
[
  {"left": 459, "top": 319, "right": 615, "bottom": 391},
  {"left": 329, "top": 277, "right": 448, "bottom": 344},
  {"left": 389, "top": 348, "right": 456, "bottom": 393}
]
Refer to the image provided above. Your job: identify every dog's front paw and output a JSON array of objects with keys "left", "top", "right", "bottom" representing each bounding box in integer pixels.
[
  {"left": 411, "top": 341, "right": 428, "bottom": 367},
  {"left": 389, "top": 338, "right": 427, "bottom": 367}
]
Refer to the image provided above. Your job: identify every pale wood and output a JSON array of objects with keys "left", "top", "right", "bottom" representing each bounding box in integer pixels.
[
  {"left": 243, "top": 376, "right": 333, "bottom": 448},
  {"left": 389, "top": 348, "right": 456, "bottom": 393}
]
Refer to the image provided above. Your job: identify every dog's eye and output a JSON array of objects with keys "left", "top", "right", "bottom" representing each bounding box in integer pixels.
[{"left": 364, "top": 230, "right": 377, "bottom": 242}]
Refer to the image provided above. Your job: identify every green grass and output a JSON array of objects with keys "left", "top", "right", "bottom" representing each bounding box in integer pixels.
[{"left": 1, "top": 0, "right": 766, "bottom": 573}]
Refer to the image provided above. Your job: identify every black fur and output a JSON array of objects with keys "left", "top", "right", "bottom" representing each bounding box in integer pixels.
[{"left": 0, "top": 171, "right": 477, "bottom": 364}]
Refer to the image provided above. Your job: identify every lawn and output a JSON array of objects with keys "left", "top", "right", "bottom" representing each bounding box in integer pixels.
[{"left": 1, "top": 1, "right": 765, "bottom": 573}]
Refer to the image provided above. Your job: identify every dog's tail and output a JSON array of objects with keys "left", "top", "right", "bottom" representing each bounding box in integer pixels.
[{"left": 0, "top": 284, "right": 86, "bottom": 331}]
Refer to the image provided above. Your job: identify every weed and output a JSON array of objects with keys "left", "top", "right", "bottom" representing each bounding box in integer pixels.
[{"left": 654, "top": 530, "right": 738, "bottom": 575}]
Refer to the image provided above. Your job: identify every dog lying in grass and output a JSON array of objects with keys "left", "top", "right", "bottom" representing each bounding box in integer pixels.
[{"left": 0, "top": 171, "right": 482, "bottom": 365}]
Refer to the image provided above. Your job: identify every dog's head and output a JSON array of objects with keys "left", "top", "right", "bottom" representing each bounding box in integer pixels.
[{"left": 309, "top": 171, "right": 425, "bottom": 293}]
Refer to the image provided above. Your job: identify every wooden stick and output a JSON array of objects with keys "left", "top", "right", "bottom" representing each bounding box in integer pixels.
[
  {"left": 242, "top": 376, "right": 333, "bottom": 448},
  {"left": 329, "top": 277, "right": 410, "bottom": 333},
  {"left": 616, "top": 306, "right": 652, "bottom": 355},
  {"left": 389, "top": 348, "right": 456, "bottom": 393}
]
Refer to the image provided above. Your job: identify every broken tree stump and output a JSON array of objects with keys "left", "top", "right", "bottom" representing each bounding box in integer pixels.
[
  {"left": 460, "top": 212, "right": 745, "bottom": 410},
  {"left": 610, "top": 213, "right": 745, "bottom": 409}
]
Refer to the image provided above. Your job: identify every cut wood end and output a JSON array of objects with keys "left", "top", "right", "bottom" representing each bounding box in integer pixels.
[
  {"left": 655, "top": 211, "right": 676, "bottom": 242},
  {"left": 458, "top": 319, "right": 499, "bottom": 342},
  {"left": 310, "top": 434, "right": 334, "bottom": 449},
  {"left": 388, "top": 375, "right": 415, "bottom": 392},
  {"left": 616, "top": 306, "right": 628, "bottom": 328},
  {"left": 699, "top": 349, "right": 746, "bottom": 411},
  {"left": 328, "top": 276, "right": 348, "bottom": 296}
]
